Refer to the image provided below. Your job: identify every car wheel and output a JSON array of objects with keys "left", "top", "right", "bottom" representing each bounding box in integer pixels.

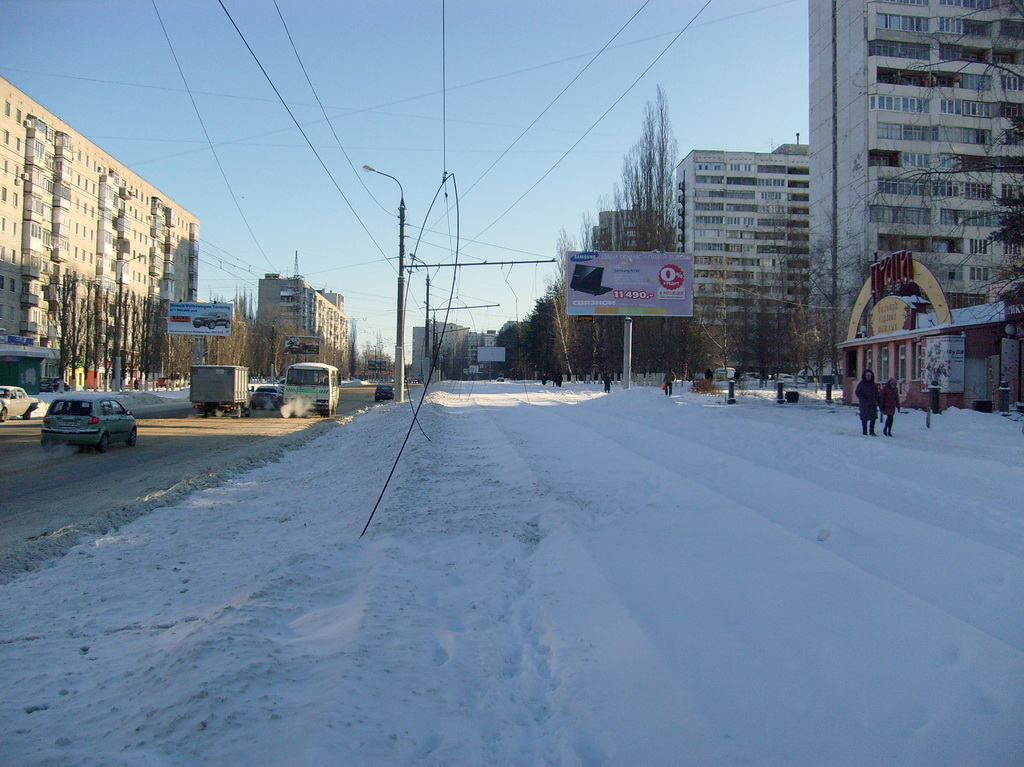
[
  {"left": 96, "top": 432, "right": 110, "bottom": 453},
  {"left": 126, "top": 427, "right": 138, "bottom": 447},
  {"left": 23, "top": 406, "right": 36, "bottom": 420},
  {"left": 0, "top": 407, "right": 6, "bottom": 423}
]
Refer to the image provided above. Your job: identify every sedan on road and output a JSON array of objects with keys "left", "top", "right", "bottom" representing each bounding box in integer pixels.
[
  {"left": 374, "top": 384, "right": 394, "bottom": 402},
  {"left": 41, "top": 396, "right": 138, "bottom": 453},
  {"left": 0, "top": 386, "right": 40, "bottom": 422},
  {"left": 250, "top": 385, "right": 283, "bottom": 410}
]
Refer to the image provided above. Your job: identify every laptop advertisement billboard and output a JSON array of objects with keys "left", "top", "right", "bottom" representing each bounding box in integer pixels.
[{"left": 565, "top": 251, "right": 694, "bottom": 317}]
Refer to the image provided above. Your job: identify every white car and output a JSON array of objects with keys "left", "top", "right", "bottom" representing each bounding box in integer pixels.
[{"left": 0, "top": 386, "right": 41, "bottom": 421}]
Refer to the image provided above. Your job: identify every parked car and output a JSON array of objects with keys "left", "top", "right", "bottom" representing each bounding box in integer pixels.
[
  {"left": 0, "top": 386, "right": 40, "bottom": 421},
  {"left": 250, "top": 385, "right": 283, "bottom": 410},
  {"left": 39, "top": 377, "right": 62, "bottom": 392},
  {"left": 774, "top": 373, "right": 795, "bottom": 385},
  {"left": 41, "top": 396, "right": 137, "bottom": 453},
  {"left": 374, "top": 384, "right": 394, "bottom": 402}
]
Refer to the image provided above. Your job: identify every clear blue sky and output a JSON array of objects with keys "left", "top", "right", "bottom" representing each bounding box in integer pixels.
[{"left": 3, "top": 0, "right": 808, "bottom": 351}]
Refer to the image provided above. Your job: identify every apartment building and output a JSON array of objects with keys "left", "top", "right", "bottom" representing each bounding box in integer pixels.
[
  {"left": 412, "top": 321, "right": 468, "bottom": 381},
  {"left": 256, "top": 273, "right": 349, "bottom": 353},
  {"left": 676, "top": 144, "right": 812, "bottom": 320},
  {"left": 0, "top": 76, "right": 199, "bottom": 348},
  {"left": 809, "top": 0, "right": 1024, "bottom": 309}
]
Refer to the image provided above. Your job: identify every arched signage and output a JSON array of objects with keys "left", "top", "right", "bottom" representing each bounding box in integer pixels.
[{"left": 846, "top": 254, "right": 952, "bottom": 341}]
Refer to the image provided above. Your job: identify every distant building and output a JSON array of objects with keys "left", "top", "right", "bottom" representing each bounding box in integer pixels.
[
  {"left": 676, "top": 144, "right": 811, "bottom": 320},
  {"left": 592, "top": 209, "right": 639, "bottom": 251},
  {"left": 256, "top": 273, "right": 348, "bottom": 353},
  {"left": 809, "top": 0, "right": 1024, "bottom": 310},
  {"left": 412, "top": 321, "right": 468, "bottom": 381}
]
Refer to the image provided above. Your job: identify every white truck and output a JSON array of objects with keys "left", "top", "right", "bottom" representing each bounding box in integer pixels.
[{"left": 189, "top": 365, "right": 250, "bottom": 417}]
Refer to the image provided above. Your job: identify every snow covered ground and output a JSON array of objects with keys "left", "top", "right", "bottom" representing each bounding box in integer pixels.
[{"left": 1, "top": 381, "right": 1022, "bottom": 766}]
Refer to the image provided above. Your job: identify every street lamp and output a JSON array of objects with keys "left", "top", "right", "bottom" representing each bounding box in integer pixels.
[{"left": 362, "top": 165, "right": 406, "bottom": 403}]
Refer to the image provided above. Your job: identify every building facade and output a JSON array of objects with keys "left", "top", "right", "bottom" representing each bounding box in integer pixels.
[
  {"left": 256, "top": 273, "right": 349, "bottom": 354},
  {"left": 0, "top": 76, "right": 199, "bottom": 348},
  {"left": 810, "top": 0, "right": 1024, "bottom": 310},
  {"left": 676, "top": 144, "right": 812, "bottom": 321}
]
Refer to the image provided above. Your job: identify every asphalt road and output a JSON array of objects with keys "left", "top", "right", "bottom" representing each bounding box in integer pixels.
[{"left": 0, "top": 387, "right": 387, "bottom": 580}]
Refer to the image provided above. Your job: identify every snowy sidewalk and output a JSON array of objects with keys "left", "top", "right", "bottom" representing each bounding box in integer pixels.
[{"left": 1, "top": 382, "right": 1022, "bottom": 766}]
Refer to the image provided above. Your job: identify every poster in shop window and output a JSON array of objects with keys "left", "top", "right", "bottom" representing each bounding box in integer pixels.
[{"left": 924, "top": 335, "right": 965, "bottom": 393}]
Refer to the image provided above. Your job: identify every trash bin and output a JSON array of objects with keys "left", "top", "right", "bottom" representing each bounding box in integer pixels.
[
  {"left": 972, "top": 400, "right": 993, "bottom": 413},
  {"left": 785, "top": 390, "right": 800, "bottom": 403}
]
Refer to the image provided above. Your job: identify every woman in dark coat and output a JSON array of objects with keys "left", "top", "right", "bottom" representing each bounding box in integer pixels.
[
  {"left": 879, "top": 377, "right": 901, "bottom": 436},
  {"left": 855, "top": 369, "right": 881, "bottom": 436}
]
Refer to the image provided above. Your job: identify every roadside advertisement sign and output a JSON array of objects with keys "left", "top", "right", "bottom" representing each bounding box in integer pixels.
[
  {"left": 925, "top": 335, "right": 965, "bottom": 393},
  {"left": 564, "top": 251, "right": 694, "bottom": 317},
  {"left": 477, "top": 346, "right": 506, "bottom": 363},
  {"left": 284, "top": 335, "right": 321, "bottom": 355},
  {"left": 167, "top": 302, "right": 234, "bottom": 337}
]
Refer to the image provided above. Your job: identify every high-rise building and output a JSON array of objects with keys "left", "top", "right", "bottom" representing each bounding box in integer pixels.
[
  {"left": 809, "top": 0, "right": 1024, "bottom": 310},
  {"left": 676, "top": 144, "right": 811, "bottom": 322},
  {"left": 0, "top": 76, "right": 199, "bottom": 350},
  {"left": 256, "top": 273, "right": 349, "bottom": 354}
]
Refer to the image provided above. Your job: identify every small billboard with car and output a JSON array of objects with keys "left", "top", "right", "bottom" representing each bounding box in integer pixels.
[
  {"left": 565, "top": 251, "right": 694, "bottom": 317},
  {"left": 167, "top": 302, "right": 234, "bottom": 337},
  {"left": 285, "top": 335, "right": 321, "bottom": 355}
]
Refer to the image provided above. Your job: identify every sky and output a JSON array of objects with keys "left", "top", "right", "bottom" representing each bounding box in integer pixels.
[
  {"left": 1, "top": 382, "right": 1022, "bottom": 765},
  {"left": 2, "top": 0, "right": 810, "bottom": 351}
]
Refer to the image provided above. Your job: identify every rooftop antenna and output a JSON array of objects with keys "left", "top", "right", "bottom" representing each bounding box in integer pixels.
[
  {"left": 293, "top": 250, "right": 301, "bottom": 280},
  {"left": 796, "top": 132, "right": 801, "bottom": 145}
]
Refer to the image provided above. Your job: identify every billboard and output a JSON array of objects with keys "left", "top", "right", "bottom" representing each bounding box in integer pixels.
[
  {"left": 167, "top": 302, "right": 233, "bottom": 337},
  {"left": 285, "top": 335, "right": 321, "bottom": 355},
  {"left": 565, "top": 251, "right": 694, "bottom": 317},
  {"left": 477, "top": 346, "right": 506, "bottom": 363}
]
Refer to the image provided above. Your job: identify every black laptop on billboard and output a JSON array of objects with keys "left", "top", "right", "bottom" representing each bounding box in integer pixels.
[{"left": 570, "top": 265, "right": 613, "bottom": 296}]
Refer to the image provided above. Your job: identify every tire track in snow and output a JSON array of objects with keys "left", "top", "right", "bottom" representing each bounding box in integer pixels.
[{"left": 507, "top": 394, "right": 1024, "bottom": 654}]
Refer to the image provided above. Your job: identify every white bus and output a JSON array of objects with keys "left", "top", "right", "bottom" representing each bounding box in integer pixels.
[{"left": 283, "top": 362, "right": 340, "bottom": 417}]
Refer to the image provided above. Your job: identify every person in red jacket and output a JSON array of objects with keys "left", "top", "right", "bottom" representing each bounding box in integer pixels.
[{"left": 879, "top": 377, "right": 902, "bottom": 437}]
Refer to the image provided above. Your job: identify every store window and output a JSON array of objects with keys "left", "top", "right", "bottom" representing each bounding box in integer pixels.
[
  {"left": 879, "top": 347, "right": 890, "bottom": 381},
  {"left": 898, "top": 345, "right": 907, "bottom": 381}
]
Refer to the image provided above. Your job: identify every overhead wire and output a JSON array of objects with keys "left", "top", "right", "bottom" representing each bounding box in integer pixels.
[
  {"left": 472, "top": 0, "right": 718, "bottom": 243},
  {"left": 215, "top": 0, "right": 389, "bottom": 262},
  {"left": 150, "top": 0, "right": 277, "bottom": 272}
]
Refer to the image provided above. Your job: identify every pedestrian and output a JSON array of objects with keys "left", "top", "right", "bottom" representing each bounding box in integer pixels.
[
  {"left": 855, "top": 369, "right": 881, "bottom": 436},
  {"left": 540, "top": 374, "right": 547, "bottom": 386},
  {"left": 602, "top": 372, "right": 612, "bottom": 393},
  {"left": 704, "top": 368, "right": 713, "bottom": 380},
  {"left": 879, "top": 377, "right": 901, "bottom": 436},
  {"left": 663, "top": 368, "right": 676, "bottom": 396}
]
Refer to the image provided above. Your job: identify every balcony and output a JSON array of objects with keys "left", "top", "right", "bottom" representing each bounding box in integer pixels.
[
  {"left": 163, "top": 260, "right": 176, "bottom": 278},
  {"left": 20, "top": 291, "right": 41, "bottom": 308},
  {"left": 21, "top": 257, "right": 42, "bottom": 280},
  {"left": 149, "top": 261, "right": 162, "bottom": 278},
  {"left": 19, "top": 320, "right": 39, "bottom": 335}
]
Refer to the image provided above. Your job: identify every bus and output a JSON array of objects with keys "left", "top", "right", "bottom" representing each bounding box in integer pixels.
[{"left": 282, "top": 362, "right": 340, "bottom": 417}]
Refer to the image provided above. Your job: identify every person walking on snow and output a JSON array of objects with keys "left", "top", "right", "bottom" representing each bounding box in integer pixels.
[
  {"left": 855, "top": 369, "right": 881, "bottom": 436},
  {"left": 663, "top": 368, "right": 676, "bottom": 396},
  {"left": 879, "top": 377, "right": 901, "bottom": 436}
]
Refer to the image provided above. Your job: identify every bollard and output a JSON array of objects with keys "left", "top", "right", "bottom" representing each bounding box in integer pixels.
[
  {"left": 825, "top": 382, "right": 833, "bottom": 403},
  {"left": 999, "top": 381, "right": 1011, "bottom": 413},
  {"left": 930, "top": 381, "right": 941, "bottom": 415},
  {"left": 776, "top": 380, "right": 785, "bottom": 404},
  {"left": 727, "top": 380, "right": 736, "bottom": 405}
]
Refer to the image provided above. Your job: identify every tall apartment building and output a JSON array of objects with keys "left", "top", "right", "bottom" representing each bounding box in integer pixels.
[
  {"left": 676, "top": 144, "right": 811, "bottom": 321},
  {"left": 256, "top": 273, "right": 349, "bottom": 353},
  {"left": 809, "top": 0, "right": 1024, "bottom": 310},
  {"left": 592, "top": 209, "right": 639, "bottom": 251},
  {"left": 0, "top": 76, "right": 199, "bottom": 348},
  {"left": 412, "top": 321, "right": 468, "bottom": 381}
]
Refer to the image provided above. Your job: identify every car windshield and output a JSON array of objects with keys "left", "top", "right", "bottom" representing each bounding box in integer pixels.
[
  {"left": 0, "top": 389, "right": 10, "bottom": 398},
  {"left": 50, "top": 400, "right": 94, "bottom": 416},
  {"left": 287, "top": 368, "right": 328, "bottom": 386}
]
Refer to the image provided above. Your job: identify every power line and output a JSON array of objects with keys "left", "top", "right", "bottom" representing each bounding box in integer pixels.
[
  {"left": 150, "top": 0, "right": 277, "bottom": 272},
  {"left": 216, "top": 0, "right": 389, "bottom": 261}
]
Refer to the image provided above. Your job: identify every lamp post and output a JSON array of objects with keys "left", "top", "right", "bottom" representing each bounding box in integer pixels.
[{"left": 363, "top": 165, "right": 406, "bottom": 404}]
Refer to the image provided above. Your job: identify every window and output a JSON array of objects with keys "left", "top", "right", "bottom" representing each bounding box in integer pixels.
[
  {"left": 870, "top": 95, "right": 929, "bottom": 113},
  {"left": 869, "top": 205, "right": 931, "bottom": 224},
  {"left": 903, "top": 152, "right": 931, "bottom": 168},
  {"left": 878, "top": 13, "right": 928, "bottom": 32},
  {"left": 969, "top": 266, "right": 991, "bottom": 280},
  {"left": 939, "top": 0, "right": 991, "bottom": 7},
  {"left": 757, "top": 165, "right": 786, "bottom": 174},
  {"left": 695, "top": 162, "right": 724, "bottom": 171},
  {"left": 869, "top": 40, "right": 931, "bottom": 60},
  {"left": 960, "top": 73, "right": 991, "bottom": 90},
  {"left": 969, "top": 239, "right": 989, "bottom": 254},
  {"left": 878, "top": 179, "right": 927, "bottom": 195},
  {"left": 964, "top": 182, "right": 991, "bottom": 199},
  {"left": 1001, "top": 74, "right": 1024, "bottom": 92},
  {"left": 938, "top": 17, "right": 963, "bottom": 34},
  {"left": 696, "top": 175, "right": 723, "bottom": 184},
  {"left": 898, "top": 345, "right": 907, "bottom": 381},
  {"left": 879, "top": 347, "right": 890, "bottom": 381},
  {"left": 878, "top": 122, "right": 902, "bottom": 140},
  {"left": 932, "top": 180, "right": 959, "bottom": 197}
]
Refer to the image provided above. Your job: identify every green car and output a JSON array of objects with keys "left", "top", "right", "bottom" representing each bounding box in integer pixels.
[{"left": 41, "top": 396, "right": 138, "bottom": 453}]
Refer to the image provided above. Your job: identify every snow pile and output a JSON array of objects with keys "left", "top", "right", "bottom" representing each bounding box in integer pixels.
[{"left": 1, "top": 382, "right": 1022, "bottom": 766}]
